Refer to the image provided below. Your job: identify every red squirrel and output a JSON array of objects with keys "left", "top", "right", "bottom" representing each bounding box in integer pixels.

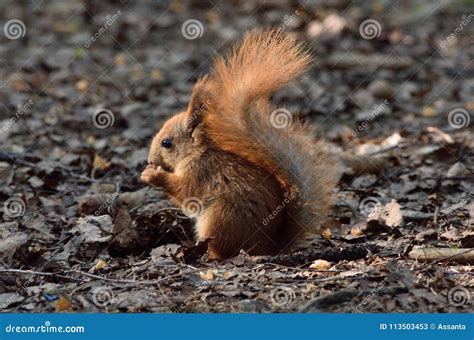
[{"left": 141, "top": 30, "right": 338, "bottom": 260}]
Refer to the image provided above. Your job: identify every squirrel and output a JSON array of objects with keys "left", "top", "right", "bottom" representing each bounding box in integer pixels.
[{"left": 140, "top": 29, "right": 377, "bottom": 260}]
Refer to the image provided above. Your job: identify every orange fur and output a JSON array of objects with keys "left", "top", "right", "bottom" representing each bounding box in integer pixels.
[{"left": 141, "top": 29, "right": 338, "bottom": 259}]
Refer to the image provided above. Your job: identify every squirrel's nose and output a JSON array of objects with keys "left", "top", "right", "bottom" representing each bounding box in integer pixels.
[{"left": 148, "top": 153, "right": 163, "bottom": 168}]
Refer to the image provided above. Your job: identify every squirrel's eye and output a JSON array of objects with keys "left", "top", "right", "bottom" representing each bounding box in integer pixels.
[{"left": 161, "top": 138, "right": 173, "bottom": 149}]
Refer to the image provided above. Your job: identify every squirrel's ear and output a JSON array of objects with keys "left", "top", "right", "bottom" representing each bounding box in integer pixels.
[{"left": 185, "top": 75, "right": 212, "bottom": 133}]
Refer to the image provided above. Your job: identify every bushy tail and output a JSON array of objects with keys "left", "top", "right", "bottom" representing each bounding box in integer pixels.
[
  {"left": 200, "top": 30, "right": 336, "bottom": 250},
  {"left": 247, "top": 112, "right": 338, "bottom": 250},
  {"left": 211, "top": 29, "right": 312, "bottom": 114}
]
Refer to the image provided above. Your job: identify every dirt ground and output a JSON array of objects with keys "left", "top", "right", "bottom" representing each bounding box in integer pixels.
[{"left": 0, "top": 0, "right": 472, "bottom": 313}]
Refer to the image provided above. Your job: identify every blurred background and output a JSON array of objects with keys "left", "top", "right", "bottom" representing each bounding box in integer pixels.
[{"left": 1, "top": 0, "right": 472, "bottom": 160}]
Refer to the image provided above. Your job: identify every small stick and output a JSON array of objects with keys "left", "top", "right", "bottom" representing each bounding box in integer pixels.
[
  {"left": 0, "top": 268, "right": 193, "bottom": 285},
  {"left": 408, "top": 248, "right": 474, "bottom": 264},
  {"left": 434, "top": 206, "right": 439, "bottom": 228},
  {"left": 0, "top": 268, "right": 84, "bottom": 282}
]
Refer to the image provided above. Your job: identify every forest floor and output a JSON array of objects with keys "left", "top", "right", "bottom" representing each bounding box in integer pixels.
[{"left": 0, "top": 0, "right": 472, "bottom": 312}]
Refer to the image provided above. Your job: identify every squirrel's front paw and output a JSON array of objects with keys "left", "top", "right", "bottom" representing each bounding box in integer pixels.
[{"left": 140, "top": 165, "right": 165, "bottom": 186}]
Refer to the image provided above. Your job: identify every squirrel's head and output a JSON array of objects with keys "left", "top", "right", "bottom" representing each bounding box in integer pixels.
[{"left": 147, "top": 76, "right": 212, "bottom": 173}]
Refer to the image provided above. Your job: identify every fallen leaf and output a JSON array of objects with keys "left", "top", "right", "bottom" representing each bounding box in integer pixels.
[
  {"left": 0, "top": 233, "right": 29, "bottom": 261},
  {"left": 369, "top": 199, "right": 404, "bottom": 227},
  {"left": 110, "top": 205, "right": 138, "bottom": 250},
  {"left": 421, "top": 106, "right": 436, "bottom": 117},
  {"left": 426, "top": 126, "right": 454, "bottom": 143},
  {"left": 199, "top": 270, "right": 215, "bottom": 281},
  {"left": 446, "top": 162, "right": 468, "bottom": 178},
  {"left": 95, "top": 259, "right": 107, "bottom": 271},
  {"left": 150, "top": 69, "right": 163, "bottom": 80},
  {"left": 351, "top": 227, "right": 364, "bottom": 237},
  {"left": 150, "top": 244, "right": 180, "bottom": 265},
  {"left": 0, "top": 293, "right": 24, "bottom": 310},
  {"left": 75, "top": 79, "right": 89, "bottom": 92},
  {"left": 54, "top": 296, "right": 72, "bottom": 312},
  {"left": 175, "top": 239, "right": 209, "bottom": 263},
  {"left": 310, "top": 259, "right": 332, "bottom": 270},
  {"left": 93, "top": 154, "right": 111, "bottom": 172},
  {"left": 114, "top": 53, "right": 126, "bottom": 66},
  {"left": 321, "top": 228, "right": 332, "bottom": 240},
  {"left": 74, "top": 215, "right": 113, "bottom": 243}
]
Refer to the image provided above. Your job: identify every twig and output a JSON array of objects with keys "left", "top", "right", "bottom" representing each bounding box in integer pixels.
[
  {"left": 260, "top": 244, "right": 376, "bottom": 266},
  {"left": 409, "top": 248, "right": 474, "bottom": 264},
  {"left": 0, "top": 268, "right": 84, "bottom": 282},
  {"left": 434, "top": 206, "right": 440, "bottom": 228},
  {"left": 69, "top": 269, "right": 195, "bottom": 285},
  {"left": 299, "top": 286, "right": 408, "bottom": 312},
  {"left": 0, "top": 268, "right": 194, "bottom": 286},
  {"left": 427, "top": 176, "right": 474, "bottom": 182}
]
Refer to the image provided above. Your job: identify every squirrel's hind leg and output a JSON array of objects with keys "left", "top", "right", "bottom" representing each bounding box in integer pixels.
[{"left": 195, "top": 204, "right": 281, "bottom": 260}]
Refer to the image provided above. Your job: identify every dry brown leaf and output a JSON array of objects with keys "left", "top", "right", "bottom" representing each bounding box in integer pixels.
[
  {"left": 11, "top": 78, "right": 29, "bottom": 92},
  {"left": 75, "top": 79, "right": 89, "bottom": 92},
  {"left": 466, "top": 101, "right": 474, "bottom": 111},
  {"left": 150, "top": 69, "right": 163, "bottom": 80},
  {"left": 0, "top": 233, "right": 29, "bottom": 261},
  {"left": 54, "top": 296, "right": 72, "bottom": 312},
  {"left": 446, "top": 162, "right": 468, "bottom": 178},
  {"left": 383, "top": 200, "right": 404, "bottom": 227},
  {"left": 351, "top": 227, "right": 364, "bottom": 237},
  {"left": 95, "top": 259, "right": 107, "bottom": 271},
  {"left": 421, "top": 106, "right": 436, "bottom": 117},
  {"left": 199, "top": 270, "right": 215, "bottom": 281},
  {"left": 206, "top": 10, "right": 221, "bottom": 24},
  {"left": 321, "top": 228, "right": 332, "bottom": 240},
  {"left": 93, "top": 154, "right": 111, "bottom": 171},
  {"left": 369, "top": 199, "right": 404, "bottom": 227},
  {"left": 114, "top": 53, "right": 126, "bottom": 66},
  {"left": 310, "top": 259, "right": 332, "bottom": 270},
  {"left": 426, "top": 126, "right": 454, "bottom": 143}
]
